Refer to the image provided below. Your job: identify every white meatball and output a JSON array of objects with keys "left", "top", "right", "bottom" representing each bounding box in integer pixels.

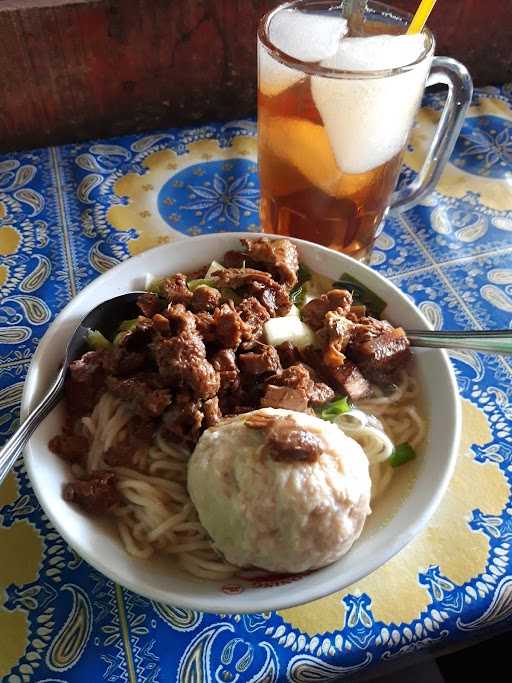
[{"left": 187, "top": 408, "right": 371, "bottom": 573}]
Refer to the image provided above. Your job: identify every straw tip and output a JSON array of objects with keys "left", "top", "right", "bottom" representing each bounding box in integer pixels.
[{"left": 407, "top": 0, "right": 437, "bottom": 35}]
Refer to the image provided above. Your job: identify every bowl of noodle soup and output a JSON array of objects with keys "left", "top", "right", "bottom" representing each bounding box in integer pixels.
[{"left": 22, "top": 233, "right": 460, "bottom": 613}]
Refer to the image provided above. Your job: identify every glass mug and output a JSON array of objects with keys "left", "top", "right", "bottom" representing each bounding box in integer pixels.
[{"left": 257, "top": 0, "right": 473, "bottom": 262}]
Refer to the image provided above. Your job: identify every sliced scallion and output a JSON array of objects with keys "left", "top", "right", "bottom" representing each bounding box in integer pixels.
[
  {"left": 187, "top": 278, "right": 215, "bottom": 291},
  {"left": 204, "top": 260, "right": 225, "bottom": 278},
  {"left": 332, "top": 272, "right": 387, "bottom": 318},
  {"left": 118, "top": 318, "right": 139, "bottom": 333},
  {"left": 389, "top": 442, "right": 416, "bottom": 468},
  {"left": 290, "top": 263, "right": 312, "bottom": 306},
  {"left": 320, "top": 396, "right": 351, "bottom": 421},
  {"left": 87, "top": 329, "right": 112, "bottom": 350},
  {"left": 146, "top": 277, "right": 165, "bottom": 296}
]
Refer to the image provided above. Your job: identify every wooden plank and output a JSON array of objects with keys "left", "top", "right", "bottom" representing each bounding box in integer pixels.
[
  {"left": 0, "top": 0, "right": 510, "bottom": 151},
  {"left": 0, "top": 0, "right": 277, "bottom": 151},
  {"left": 393, "top": 0, "right": 512, "bottom": 87}
]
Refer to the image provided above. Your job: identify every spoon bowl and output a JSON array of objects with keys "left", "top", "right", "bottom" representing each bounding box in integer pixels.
[{"left": 0, "top": 292, "right": 145, "bottom": 486}]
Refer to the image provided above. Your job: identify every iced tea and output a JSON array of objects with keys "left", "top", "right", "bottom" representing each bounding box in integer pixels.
[{"left": 257, "top": 1, "right": 433, "bottom": 261}]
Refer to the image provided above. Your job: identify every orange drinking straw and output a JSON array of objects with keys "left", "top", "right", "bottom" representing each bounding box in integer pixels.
[{"left": 407, "top": 0, "right": 438, "bottom": 34}]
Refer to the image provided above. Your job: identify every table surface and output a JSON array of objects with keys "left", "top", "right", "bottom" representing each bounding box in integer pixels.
[{"left": 1, "top": 83, "right": 512, "bottom": 682}]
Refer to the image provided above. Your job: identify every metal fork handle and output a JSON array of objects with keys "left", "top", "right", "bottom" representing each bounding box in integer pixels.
[
  {"left": 0, "top": 367, "right": 66, "bottom": 485},
  {"left": 406, "top": 329, "right": 512, "bottom": 354}
]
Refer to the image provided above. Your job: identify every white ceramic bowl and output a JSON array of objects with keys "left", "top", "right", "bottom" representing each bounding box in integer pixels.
[{"left": 22, "top": 233, "right": 460, "bottom": 613}]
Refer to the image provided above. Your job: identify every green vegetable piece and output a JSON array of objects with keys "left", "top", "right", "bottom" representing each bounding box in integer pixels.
[
  {"left": 147, "top": 277, "right": 164, "bottom": 296},
  {"left": 389, "top": 442, "right": 417, "bottom": 468},
  {"left": 290, "top": 284, "right": 305, "bottom": 306},
  {"left": 113, "top": 332, "right": 126, "bottom": 347},
  {"left": 118, "top": 318, "right": 139, "bottom": 333},
  {"left": 290, "top": 263, "right": 312, "bottom": 307},
  {"left": 187, "top": 278, "right": 215, "bottom": 291},
  {"left": 205, "top": 260, "right": 225, "bottom": 278},
  {"left": 320, "top": 396, "right": 351, "bottom": 421},
  {"left": 332, "top": 272, "right": 387, "bottom": 318},
  {"left": 87, "top": 329, "right": 112, "bottom": 350},
  {"left": 112, "top": 317, "right": 140, "bottom": 345},
  {"left": 298, "top": 263, "right": 311, "bottom": 283}
]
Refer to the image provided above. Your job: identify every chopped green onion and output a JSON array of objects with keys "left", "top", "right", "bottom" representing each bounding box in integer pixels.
[
  {"left": 112, "top": 317, "right": 139, "bottom": 345},
  {"left": 187, "top": 278, "right": 215, "bottom": 291},
  {"left": 147, "top": 277, "right": 165, "bottom": 296},
  {"left": 87, "top": 329, "right": 112, "bottom": 350},
  {"left": 118, "top": 318, "right": 139, "bottom": 333},
  {"left": 204, "top": 260, "right": 225, "bottom": 278},
  {"left": 290, "top": 263, "right": 312, "bottom": 306},
  {"left": 320, "top": 396, "right": 351, "bottom": 421},
  {"left": 298, "top": 263, "right": 311, "bottom": 282},
  {"left": 389, "top": 442, "right": 417, "bottom": 468},
  {"left": 290, "top": 284, "right": 305, "bottom": 305},
  {"left": 332, "top": 272, "right": 387, "bottom": 318},
  {"left": 113, "top": 332, "right": 126, "bottom": 347}
]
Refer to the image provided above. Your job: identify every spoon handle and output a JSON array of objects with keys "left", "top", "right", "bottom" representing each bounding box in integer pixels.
[
  {"left": 342, "top": 0, "right": 367, "bottom": 35},
  {"left": 406, "top": 329, "right": 512, "bottom": 355},
  {"left": 0, "top": 367, "right": 66, "bottom": 486}
]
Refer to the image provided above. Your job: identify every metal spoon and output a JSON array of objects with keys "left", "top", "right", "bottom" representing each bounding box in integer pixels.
[
  {"left": 342, "top": 0, "right": 367, "bottom": 35},
  {"left": 0, "top": 291, "right": 511, "bottom": 486},
  {"left": 405, "top": 329, "right": 512, "bottom": 354},
  {"left": 0, "top": 292, "right": 144, "bottom": 486}
]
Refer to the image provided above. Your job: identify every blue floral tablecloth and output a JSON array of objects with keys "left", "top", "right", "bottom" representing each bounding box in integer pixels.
[{"left": 1, "top": 84, "right": 512, "bottom": 682}]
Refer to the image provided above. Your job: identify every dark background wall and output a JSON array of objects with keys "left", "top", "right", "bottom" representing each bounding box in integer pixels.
[{"left": 0, "top": 0, "right": 510, "bottom": 152}]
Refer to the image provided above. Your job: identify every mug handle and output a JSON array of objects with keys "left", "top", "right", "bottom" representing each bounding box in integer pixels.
[{"left": 391, "top": 56, "right": 473, "bottom": 213}]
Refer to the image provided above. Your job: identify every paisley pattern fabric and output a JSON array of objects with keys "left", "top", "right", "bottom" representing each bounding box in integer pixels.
[{"left": 1, "top": 85, "right": 512, "bottom": 682}]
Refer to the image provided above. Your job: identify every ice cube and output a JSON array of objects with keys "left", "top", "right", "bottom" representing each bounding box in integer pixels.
[
  {"left": 258, "top": 42, "right": 304, "bottom": 98},
  {"left": 259, "top": 10, "right": 347, "bottom": 97},
  {"left": 323, "top": 34, "right": 426, "bottom": 72},
  {"left": 269, "top": 9, "right": 348, "bottom": 63},
  {"left": 259, "top": 116, "right": 368, "bottom": 197},
  {"left": 311, "top": 34, "right": 430, "bottom": 175}
]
